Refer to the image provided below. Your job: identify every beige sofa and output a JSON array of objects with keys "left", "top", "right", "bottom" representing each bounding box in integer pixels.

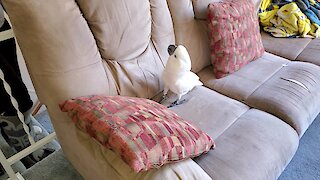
[{"left": 3, "top": 0, "right": 320, "bottom": 179}]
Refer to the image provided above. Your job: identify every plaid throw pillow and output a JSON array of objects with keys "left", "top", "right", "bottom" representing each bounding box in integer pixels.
[
  {"left": 60, "top": 95, "right": 214, "bottom": 172},
  {"left": 207, "top": 0, "right": 264, "bottom": 79}
]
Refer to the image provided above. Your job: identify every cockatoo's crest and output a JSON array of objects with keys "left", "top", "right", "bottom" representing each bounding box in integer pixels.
[{"left": 168, "top": 45, "right": 192, "bottom": 71}]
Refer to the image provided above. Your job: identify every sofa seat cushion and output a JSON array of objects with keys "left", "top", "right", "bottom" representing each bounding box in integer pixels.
[
  {"left": 297, "top": 38, "right": 320, "bottom": 66},
  {"left": 166, "top": 87, "right": 298, "bottom": 179},
  {"left": 261, "top": 31, "right": 311, "bottom": 60},
  {"left": 191, "top": 109, "right": 299, "bottom": 179},
  {"left": 199, "top": 52, "right": 289, "bottom": 101},
  {"left": 165, "top": 86, "right": 250, "bottom": 140},
  {"left": 199, "top": 52, "right": 320, "bottom": 137}
]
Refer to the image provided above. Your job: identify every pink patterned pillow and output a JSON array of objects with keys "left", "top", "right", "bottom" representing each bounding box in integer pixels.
[
  {"left": 60, "top": 95, "right": 214, "bottom": 172},
  {"left": 207, "top": 0, "right": 264, "bottom": 79}
]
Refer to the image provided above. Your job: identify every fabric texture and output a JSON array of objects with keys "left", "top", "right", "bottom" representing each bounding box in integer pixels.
[
  {"left": 193, "top": 109, "right": 299, "bottom": 179},
  {"left": 261, "top": 31, "right": 312, "bottom": 60},
  {"left": 199, "top": 52, "right": 320, "bottom": 137},
  {"left": 60, "top": 95, "right": 214, "bottom": 172},
  {"left": 207, "top": 0, "right": 264, "bottom": 79},
  {"left": 261, "top": 30, "right": 320, "bottom": 66},
  {"left": 199, "top": 52, "right": 289, "bottom": 101},
  {"left": 163, "top": 86, "right": 250, "bottom": 140},
  {"left": 296, "top": 0, "right": 320, "bottom": 25},
  {"left": 75, "top": 0, "right": 175, "bottom": 99},
  {"left": 259, "top": 0, "right": 320, "bottom": 38},
  {"left": 21, "top": 149, "right": 212, "bottom": 180},
  {"left": 297, "top": 38, "right": 320, "bottom": 66},
  {"left": 0, "top": 110, "right": 56, "bottom": 168}
]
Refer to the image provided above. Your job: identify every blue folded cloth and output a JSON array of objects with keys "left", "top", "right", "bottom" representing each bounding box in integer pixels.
[
  {"left": 311, "top": 6, "right": 320, "bottom": 19},
  {"left": 273, "top": 0, "right": 294, "bottom": 6},
  {"left": 296, "top": 0, "right": 320, "bottom": 25}
]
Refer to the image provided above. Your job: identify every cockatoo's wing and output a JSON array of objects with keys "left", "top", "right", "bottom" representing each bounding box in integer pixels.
[
  {"left": 170, "top": 72, "right": 203, "bottom": 96},
  {"left": 162, "top": 55, "right": 181, "bottom": 95},
  {"left": 187, "top": 71, "right": 203, "bottom": 86}
]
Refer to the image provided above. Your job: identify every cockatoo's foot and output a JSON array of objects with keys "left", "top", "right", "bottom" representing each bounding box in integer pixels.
[
  {"left": 159, "top": 95, "right": 168, "bottom": 104},
  {"left": 167, "top": 99, "right": 187, "bottom": 108},
  {"left": 162, "top": 94, "right": 168, "bottom": 100}
]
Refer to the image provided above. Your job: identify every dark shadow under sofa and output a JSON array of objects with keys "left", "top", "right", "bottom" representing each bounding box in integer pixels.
[{"left": 3, "top": 0, "right": 320, "bottom": 179}]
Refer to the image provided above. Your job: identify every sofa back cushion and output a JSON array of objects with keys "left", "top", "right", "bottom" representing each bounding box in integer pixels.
[
  {"left": 192, "top": 0, "right": 262, "bottom": 20},
  {"left": 3, "top": 0, "right": 175, "bottom": 106},
  {"left": 167, "top": 0, "right": 211, "bottom": 73},
  {"left": 75, "top": 0, "right": 175, "bottom": 98},
  {"left": 167, "top": 0, "right": 262, "bottom": 74}
]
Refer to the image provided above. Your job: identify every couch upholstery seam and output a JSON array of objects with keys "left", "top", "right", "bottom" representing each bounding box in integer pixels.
[
  {"left": 214, "top": 107, "right": 250, "bottom": 140},
  {"left": 243, "top": 62, "right": 286, "bottom": 101},
  {"left": 295, "top": 40, "right": 313, "bottom": 61}
]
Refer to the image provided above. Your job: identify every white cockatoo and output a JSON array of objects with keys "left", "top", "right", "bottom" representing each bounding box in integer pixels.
[{"left": 162, "top": 45, "right": 203, "bottom": 107}]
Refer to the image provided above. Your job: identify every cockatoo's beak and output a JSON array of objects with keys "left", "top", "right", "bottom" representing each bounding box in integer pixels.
[{"left": 168, "top": 45, "right": 177, "bottom": 56}]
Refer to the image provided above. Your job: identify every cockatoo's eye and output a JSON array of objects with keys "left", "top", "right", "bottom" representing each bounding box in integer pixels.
[{"left": 174, "top": 55, "right": 177, "bottom": 58}]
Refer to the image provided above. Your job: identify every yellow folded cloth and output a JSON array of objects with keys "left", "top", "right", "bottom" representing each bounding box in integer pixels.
[{"left": 259, "top": 0, "right": 320, "bottom": 38}]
